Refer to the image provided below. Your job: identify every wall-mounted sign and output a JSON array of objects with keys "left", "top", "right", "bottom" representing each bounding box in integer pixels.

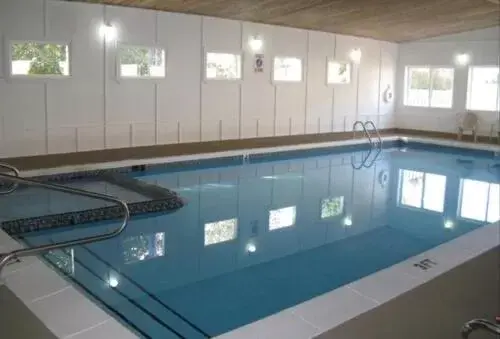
[{"left": 254, "top": 54, "right": 264, "bottom": 73}]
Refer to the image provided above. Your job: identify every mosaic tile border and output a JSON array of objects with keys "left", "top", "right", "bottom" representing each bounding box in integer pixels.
[{"left": 2, "top": 196, "right": 184, "bottom": 235}]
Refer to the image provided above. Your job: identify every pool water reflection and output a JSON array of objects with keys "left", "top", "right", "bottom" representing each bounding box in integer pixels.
[{"left": 22, "top": 147, "right": 500, "bottom": 338}]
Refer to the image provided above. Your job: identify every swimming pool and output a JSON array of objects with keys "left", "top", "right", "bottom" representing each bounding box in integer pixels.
[{"left": 12, "top": 141, "right": 500, "bottom": 338}]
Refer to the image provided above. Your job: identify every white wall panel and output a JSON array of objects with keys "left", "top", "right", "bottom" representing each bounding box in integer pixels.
[
  {"left": 241, "top": 23, "right": 275, "bottom": 139},
  {"left": 379, "top": 42, "right": 398, "bottom": 118},
  {"left": 0, "top": 0, "right": 44, "bottom": 39},
  {"left": 357, "top": 39, "right": 381, "bottom": 119},
  {"left": 333, "top": 35, "right": 359, "bottom": 129},
  {"left": 0, "top": 0, "right": 397, "bottom": 158},
  {"left": 48, "top": 127, "right": 77, "bottom": 154},
  {"left": 157, "top": 12, "right": 202, "bottom": 144},
  {"left": 106, "top": 5, "right": 156, "bottom": 45},
  {"left": 306, "top": 31, "right": 335, "bottom": 134},
  {"left": 77, "top": 126, "right": 105, "bottom": 152}
]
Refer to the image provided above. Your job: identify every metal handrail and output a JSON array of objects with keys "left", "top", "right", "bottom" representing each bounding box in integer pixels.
[
  {"left": 353, "top": 120, "right": 373, "bottom": 145},
  {"left": 351, "top": 147, "right": 382, "bottom": 169},
  {"left": 364, "top": 120, "right": 382, "bottom": 146},
  {"left": 461, "top": 319, "right": 500, "bottom": 338},
  {"left": 0, "top": 162, "right": 20, "bottom": 195},
  {"left": 0, "top": 172, "right": 130, "bottom": 276}
]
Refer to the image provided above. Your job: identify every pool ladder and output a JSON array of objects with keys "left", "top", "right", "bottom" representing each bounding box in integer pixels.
[
  {"left": 353, "top": 120, "right": 382, "bottom": 148},
  {"left": 461, "top": 319, "right": 500, "bottom": 338},
  {"left": 0, "top": 162, "right": 130, "bottom": 278}
]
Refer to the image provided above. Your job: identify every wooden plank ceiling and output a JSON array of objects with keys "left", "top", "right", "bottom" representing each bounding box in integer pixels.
[{"left": 83, "top": 0, "right": 499, "bottom": 41}]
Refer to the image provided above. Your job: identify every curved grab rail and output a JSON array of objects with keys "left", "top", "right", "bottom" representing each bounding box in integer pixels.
[
  {"left": 461, "top": 319, "right": 500, "bottom": 338},
  {"left": 0, "top": 163, "right": 20, "bottom": 195},
  {"left": 0, "top": 172, "right": 130, "bottom": 276},
  {"left": 353, "top": 120, "right": 373, "bottom": 145},
  {"left": 364, "top": 120, "right": 382, "bottom": 147}
]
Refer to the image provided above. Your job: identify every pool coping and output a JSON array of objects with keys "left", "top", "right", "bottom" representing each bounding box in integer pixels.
[{"left": 0, "top": 135, "right": 499, "bottom": 339}]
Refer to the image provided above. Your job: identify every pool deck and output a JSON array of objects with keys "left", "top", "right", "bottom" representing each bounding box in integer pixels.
[{"left": 1, "top": 135, "right": 499, "bottom": 339}]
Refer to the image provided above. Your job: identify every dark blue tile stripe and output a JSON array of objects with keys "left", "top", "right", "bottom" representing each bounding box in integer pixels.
[{"left": 82, "top": 245, "right": 211, "bottom": 338}]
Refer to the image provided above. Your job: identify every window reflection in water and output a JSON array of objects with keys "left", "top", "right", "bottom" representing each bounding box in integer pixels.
[
  {"left": 321, "top": 197, "right": 344, "bottom": 219},
  {"left": 400, "top": 169, "right": 446, "bottom": 212},
  {"left": 269, "top": 206, "right": 296, "bottom": 230},
  {"left": 460, "top": 179, "right": 499, "bottom": 223},
  {"left": 45, "top": 248, "right": 74, "bottom": 276},
  {"left": 204, "top": 218, "right": 237, "bottom": 246},
  {"left": 123, "top": 232, "right": 165, "bottom": 264}
]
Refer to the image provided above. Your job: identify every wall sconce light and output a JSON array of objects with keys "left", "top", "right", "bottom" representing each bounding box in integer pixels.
[
  {"left": 455, "top": 53, "right": 470, "bottom": 66},
  {"left": 444, "top": 219, "right": 455, "bottom": 229},
  {"left": 246, "top": 242, "right": 257, "bottom": 253},
  {"left": 249, "top": 36, "right": 264, "bottom": 53},
  {"left": 99, "top": 23, "right": 117, "bottom": 41},
  {"left": 108, "top": 275, "right": 119, "bottom": 288},
  {"left": 349, "top": 48, "right": 362, "bottom": 64},
  {"left": 343, "top": 216, "right": 353, "bottom": 227}
]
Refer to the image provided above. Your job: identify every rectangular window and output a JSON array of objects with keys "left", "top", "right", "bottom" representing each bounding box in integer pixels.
[
  {"left": 467, "top": 66, "right": 500, "bottom": 111},
  {"left": 123, "top": 232, "right": 165, "bottom": 264},
  {"left": 327, "top": 60, "right": 351, "bottom": 84},
  {"left": 459, "top": 179, "right": 499, "bottom": 223},
  {"left": 118, "top": 45, "right": 165, "bottom": 78},
  {"left": 404, "top": 67, "right": 454, "bottom": 108},
  {"left": 205, "top": 52, "right": 242, "bottom": 80},
  {"left": 273, "top": 57, "right": 302, "bottom": 82},
  {"left": 204, "top": 218, "right": 237, "bottom": 246},
  {"left": 45, "top": 248, "right": 74, "bottom": 276},
  {"left": 269, "top": 206, "right": 296, "bottom": 230},
  {"left": 399, "top": 169, "right": 447, "bottom": 213},
  {"left": 10, "top": 41, "right": 70, "bottom": 76},
  {"left": 321, "top": 197, "right": 344, "bottom": 219}
]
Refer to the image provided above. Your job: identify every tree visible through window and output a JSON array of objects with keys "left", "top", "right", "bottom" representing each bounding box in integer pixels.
[
  {"left": 405, "top": 67, "right": 454, "bottom": 108},
  {"left": 204, "top": 218, "right": 237, "bottom": 246},
  {"left": 119, "top": 45, "right": 165, "bottom": 78},
  {"left": 11, "top": 42, "right": 69, "bottom": 76},
  {"left": 327, "top": 61, "right": 350, "bottom": 84},
  {"left": 321, "top": 197, "right": 344, "bottom": 219},
  {"left": 123, "top": 232, "right": 165, "bottom": 264}
]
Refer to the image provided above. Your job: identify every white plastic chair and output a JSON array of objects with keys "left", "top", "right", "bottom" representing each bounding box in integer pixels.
[{"left": 457, "top": 112, "right": 479, "bottom": 142}]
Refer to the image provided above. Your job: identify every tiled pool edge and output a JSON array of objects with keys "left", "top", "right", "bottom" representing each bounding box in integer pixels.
[
  {"left": 1, "top": 136, "right": 499, "bottom": 339},
  {"left": 0, "top": 229, "right": 139, "bottom": 339},
  {"left": 20, "top": 135, "right": 500, "bottom": 178}
]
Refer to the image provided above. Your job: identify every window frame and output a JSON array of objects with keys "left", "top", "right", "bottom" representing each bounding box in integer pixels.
[
  {"left": 326, "top": 58, "right": 352, "bottom": 85},
  {"left": 116, "top": 43, "right": 166, "bottom": 81},
  {"left": 319, "top": 196, "right": 345, "bottom": 220},
  {"left": 397, "top": 169, "right": 447, "bottom": 214},
  {"left": 203, "top": 50, "right": 243, "bottom": 82},
  {"left": 457, "top": 178, "right": 499, "bottom": 223},
  {"left": 272, "top": 55, "right": 304, "bottom": 84},
  {"left": 203, "top": 218, "right": 238, "bottom": 246},
  {"left": 7, "top": 39, "right": 72, "bottom": 80},
  {"left": 466, "top": 65, "right": 500, "bottom": 112},
  {"left": 268, "top": 206, "right": 297, "bottom": 231},
  {"left": 403, "top": 65, "right": 455, "bottom": 109}
]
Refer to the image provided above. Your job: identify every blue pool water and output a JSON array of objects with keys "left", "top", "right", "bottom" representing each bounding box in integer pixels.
[{"left": 18, "top": 143, "right": 500, "bottom": 338}]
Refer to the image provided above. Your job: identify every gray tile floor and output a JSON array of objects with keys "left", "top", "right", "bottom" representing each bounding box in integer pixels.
[{"left": 1, "top": 248, "right": 498, "bottom": 339}]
